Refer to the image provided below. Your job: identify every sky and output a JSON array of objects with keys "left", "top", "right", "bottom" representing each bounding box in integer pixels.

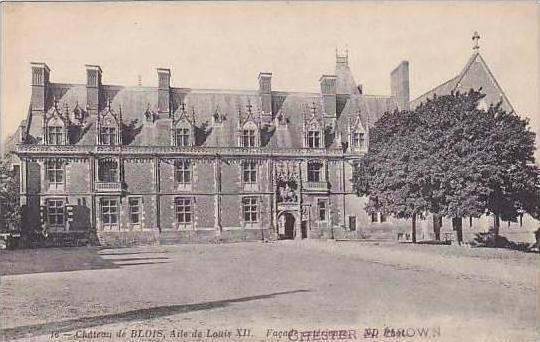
[{"left": 1, "top": 1, "right": 539, "bottom": 158}]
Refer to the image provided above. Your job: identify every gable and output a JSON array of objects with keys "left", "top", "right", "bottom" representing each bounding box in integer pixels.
[{"left": 411, "top": 53, "right": 514, "bottom": 112}]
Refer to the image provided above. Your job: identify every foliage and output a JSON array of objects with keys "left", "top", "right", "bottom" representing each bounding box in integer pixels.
[
  {"left": 0, "top": 158, "right": 21, "bottom": 233},
  {"left": 353, "top": 89, "right": 539, "bottom": 241}
]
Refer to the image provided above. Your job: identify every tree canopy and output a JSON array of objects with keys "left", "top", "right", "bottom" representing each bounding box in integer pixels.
[
  {"left": 0, "top": 158, "right": 21, "bottom": 233},
  {"left": 353, "top": 89, "right": 539, "bottom": 242}
]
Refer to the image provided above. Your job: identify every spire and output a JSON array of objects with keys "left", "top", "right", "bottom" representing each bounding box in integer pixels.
[{"left": 472, "top": 31, "right": 480, "bottom": 53}]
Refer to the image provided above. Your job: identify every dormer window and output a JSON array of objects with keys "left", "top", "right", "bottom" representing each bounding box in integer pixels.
[
  {"left": 240, "top": 121, "right": 259, "bottom": 147},
  {"left": 175, "top": 127, "right": 191, "bottom": 146},
  {"left": 97, "top": 99, "right": 121, "bottom": 146},
  {"left": 44, "top": 100, "right": 68, "bottom": 145},
  {"left": 241, "top": 129, "right": 256, "bottom": 147},
  {"left": 48, "top": 126, "right": 65, "bottom": 145},
  {"left": 307, "top": 130, "right": 321, "bottom": 148},
  {"left": 348, "top": 111, "right": 368, "bottom": 152},
  {"left": 171, "top": 103, "right": 195, "bottom": 147},
  {"left": 304, "top": 104, "right": 324, "bottom": 148},
  {"left": 351, "top": 132, "right": 365, "bottom": 149},
  {"left": 100, "top": 126, "right": 117, "bottom": 146}
]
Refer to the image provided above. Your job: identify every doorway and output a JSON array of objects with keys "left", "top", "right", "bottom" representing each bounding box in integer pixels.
[{"left": 279, "top": 212, "right": 296, "bottom": 240}]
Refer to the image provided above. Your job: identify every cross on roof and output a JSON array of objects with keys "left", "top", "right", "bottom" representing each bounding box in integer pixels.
[{"left": 472, "top": 31, "right": 480, "bottom": 53}]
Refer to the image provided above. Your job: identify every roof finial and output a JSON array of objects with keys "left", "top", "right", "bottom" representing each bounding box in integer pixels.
[
  {"left": 138, "top": 74, "right": 142, "bottom": 86},
  {"left": 106, "top": 97, "right": 112, "bottom": 108},
  {"left": 53, "top": 96, "right": 58, "bottom": 109},
  {"left": 336, "top": 47, "right": 348, "bottom": 66},
  {"left": 472, "top": 31, "right": 480, "bottom": 53}
]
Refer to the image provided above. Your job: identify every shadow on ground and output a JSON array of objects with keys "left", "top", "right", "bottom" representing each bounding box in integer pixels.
[
  {"left": 0, "top": 290, "right": 311, "bottom": 340},
  {"left": 0, "top": 248, "right": 170, "bottom": 276}
]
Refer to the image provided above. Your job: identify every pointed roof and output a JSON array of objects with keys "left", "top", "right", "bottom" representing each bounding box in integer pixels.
[
  {"left": 335, "top": 50, "right": 360, "bottom": 95},
  {"left": 410, "top": 52, "right": 514, "bottom": 112}
]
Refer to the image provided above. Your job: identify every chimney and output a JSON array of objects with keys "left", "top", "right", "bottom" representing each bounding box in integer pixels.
[
  {"left": 258, "top": 72, "right": 272, "bottom": 119},
  {"left": 390, "top": 61, "right": 410, "bottom": 111},
  {"left": 31, "top": 62, "right": 50, "bottom": 111},
  {"left": 319, "top": 74, "right": 337, "bottom": 117},
  {"left": 85, "top": 65, "right": 102, "bottom": 115},
  {"left": 157, "top": 68, "right": 171, "bottom": 115}
]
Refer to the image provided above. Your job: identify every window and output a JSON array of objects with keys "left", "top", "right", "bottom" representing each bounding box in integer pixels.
[
  {"left": 100, "top": 127, "right": 117, "bottom": 145},
  {"left": 242, "top": 161, "right": 257, "bottom": 183},
  {"left": 100, "top": 198, "right": 118, "bottom": 229},
  {"left": 349, "top": 216, "right": 357, "bottom": 231},
  {"left": 351, "top": 132, "right": 365, "bottom": 149},
  {"left": 241, "top": 129, "right": 256, "bottom": 147},
  {"left": 175, "top": 128, "right": 190, "bottom": 146},
  {"left": 47, "top": 199, "right": 65, "bottom": 226},
  {"left": 48, "top": 126, "right": 64, "bottom": 145},
  {"left": 174, "top": 160, "right": 191, "bottom": 184},
  {"left": 98, "top": 160, "right": 119, "bottom": 182},
  {"left": 46, "top": 160, "right": 64, "bottom": 185},
  {"left": 129, "top": 198, "right": 141, "bottom": 224},
  {"left": 318, "top": 199, "right": 328, "bottom": 222},
  {"left": 242, "top": 197, "right": 258, "bottom": 222},
  {"left": 371, "top": 212, "right": 378, "bottom": 223},
  {"left": 175, "top": 197, "right": 192, "bottom": 224},
  {"left": 380, "top": 213, "right": 387, "bottom": 222},
  {"left": 307, "top": 162, "right": 323, "bottom": 182},
  {"left": 307, "top": 130, "right": 321, "bottom": 148}
]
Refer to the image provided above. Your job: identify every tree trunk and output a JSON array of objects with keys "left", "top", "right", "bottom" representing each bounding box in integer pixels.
[
  {"left": 411, "top": 214, "right": 417, "bottom": 243},
  {"left": 493, "top": 214, "right": 500, "bottom": 237},
  {"left": 433, "top": 214, "right": 441, "bottom": 241},
  {"left": 452, "top": 217, "right": 463, "bottom": 245}
]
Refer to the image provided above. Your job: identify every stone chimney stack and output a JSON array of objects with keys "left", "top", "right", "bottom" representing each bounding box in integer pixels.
[
  {"left": 390, "top": 61, "right": 410, "bottom": 111},
  {"left": 258, "top": 72, "right": 272, "bottom": 120},
  {"left": 31, "top": 62, "right": 50, "bottom": 112},
  {"left": 319, "top": 74, "right": 337, "bottom": 117},
  {"left": 157, "top": 68, "right": 171, "bottom": 115},
  {"left": 85, "top": 65, "right": 102, "bottom": 115}
]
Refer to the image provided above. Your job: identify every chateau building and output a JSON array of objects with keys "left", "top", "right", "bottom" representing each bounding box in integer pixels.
[{"left": 13, "top": 35, "right": 530, "bottom": 246}]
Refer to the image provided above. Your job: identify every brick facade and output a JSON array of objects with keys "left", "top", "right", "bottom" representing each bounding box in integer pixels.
[{"left": 14, "top": 47, "right": 532, "bottom": 247}]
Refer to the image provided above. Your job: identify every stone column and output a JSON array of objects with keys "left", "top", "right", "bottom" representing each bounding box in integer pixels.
[
  {"left": 154, "top": 156, "right": 161, "bottom": 232},
  {"left": 295, "top": 160, "right": 303, "bottom": 240},
  {"left": 214, "top": 157, "right": 222, "bottom": 235},
  {"left": 89, "top": 155, "right": 96, "bottom": 231}
]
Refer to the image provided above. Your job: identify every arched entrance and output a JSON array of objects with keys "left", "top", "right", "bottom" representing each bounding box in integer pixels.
[{"left": 278, "top": 212, "right": 296, "bottom": 240}]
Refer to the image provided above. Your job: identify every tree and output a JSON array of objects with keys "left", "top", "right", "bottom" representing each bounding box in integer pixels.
[
  {"left": 0, "top": 158, "right": 21, "bottom": 233},
  {"left": 352, "top": 109, "right": 430, "bottom": 243},
  {"left": 353, "top": 89, "right": 539, "bottom": 244}
]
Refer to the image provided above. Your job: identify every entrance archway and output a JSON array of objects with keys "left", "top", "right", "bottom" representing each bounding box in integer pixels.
[{"left": 278, "top": 212, "right": 296, "bottom": 240}]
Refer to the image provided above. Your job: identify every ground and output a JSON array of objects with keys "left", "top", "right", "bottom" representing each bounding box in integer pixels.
[{"left": 0, "top": 241, "right": 538, "bottom": 342}]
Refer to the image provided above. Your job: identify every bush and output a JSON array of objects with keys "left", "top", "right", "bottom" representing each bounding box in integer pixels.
[{"left": 472, "top": 228, "right": 532, "bottom": 252}]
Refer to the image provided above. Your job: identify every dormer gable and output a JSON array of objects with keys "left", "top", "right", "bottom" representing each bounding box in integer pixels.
[
  {"left": 237, "top": 101, "right": 261, "bottom": 147},
  {"left": 171, "top": 102, "right": 196, "bottom": 146},
  {"left": 303, "top": 102, "right": 325, "bottom": 148},
  {"left": 348, "top": 110, "right": 368, "bottom": 153},
  {"left": 43, "top": 98, "right": 69, "bottom": 145},
  {"left": 97, "top": 98, "right": 122, "bottom": 145}
]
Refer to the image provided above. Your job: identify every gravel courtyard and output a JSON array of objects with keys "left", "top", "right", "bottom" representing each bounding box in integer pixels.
[{"left": 1, "top": 241, "right": 538, "bottom": 342}]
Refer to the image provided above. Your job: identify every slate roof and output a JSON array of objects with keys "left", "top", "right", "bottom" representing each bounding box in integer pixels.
[{"left": 23, "top": 58, "right": 399, "bottom": 151}]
